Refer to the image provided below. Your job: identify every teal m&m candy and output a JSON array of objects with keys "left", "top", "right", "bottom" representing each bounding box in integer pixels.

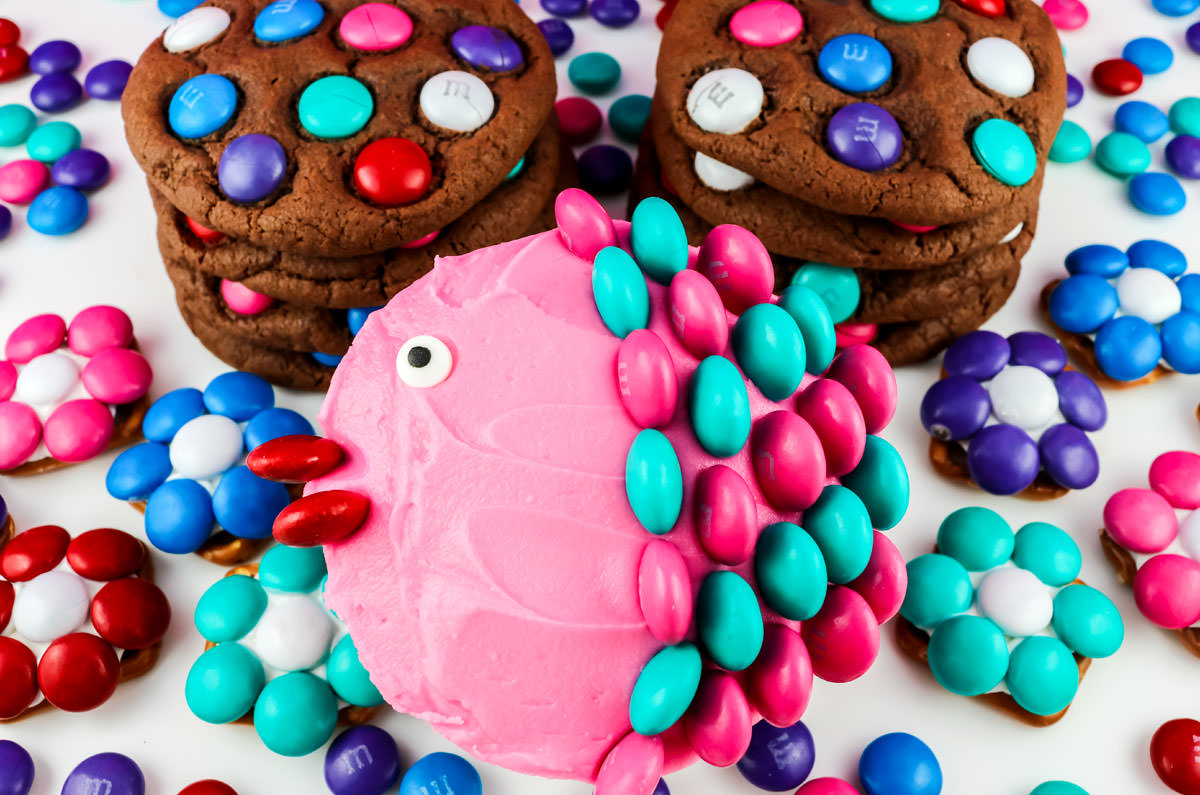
[
  {"left": 1048, "top": 120, "right": 1091, "bottom": 163},
  {"left": 1052, "top": 584, "right": 1124, "bottom": 658},
  {"left": 697, "top": 571, "right": 764, "bottom": 671},
  {"left": 194, "top": 573, "right": 267, "bottom": 642},
  {"left": 0, "top": 104, "right": 36, "bottom": 146},
  {"left": 901, "top": 553, "right": 973, "bottom": 628},
  {"left": 841, "top": 435, "right": 908, "bottom": 530},
  {"left": 609, "top": 93, "right": 652, "bottom": 143},
  {"left": 1031, "top": 783, "right": 1089, "bottom": 795},
  {"left": 1013, "top": 521, "right": 1081, "bottom": 586},
  {"left": 1169, "top": 97, "right": 1200, "bottom": 136},
  {"left": 777, "top": 284, "right": 836, "bottom": 374},
  {"left": 185, "top": 643, "right": 266, "bottom": 724},
  {"left": 254, "top": 671, "right": 339, "bottom": 756},
  {"left": 630, "top": 196, "right": 687, "bottom": 284},
  {"left": 1095, "top": 131, "right": 1151, "bottom": 176},
  {"left": 629, "top": 643, "right": 702, "bottom": 735},
  {"left": 755, "top": 521, "right": 828, "bottom": 620},
  {"left": 732, "top": 303, "right": 806, "bottom": 401},
  {"left": 937, "top": 506, "right": 1014, "bottom": 571},
  {"left": 1005, "top": 636, "right": 1079, "bottom": 716},
  {"left": 870, "top": 0, "right": 938, "bottom": 22},
  {"left": 625, "top": 429, "right": 683, "bottom": 535},
  {"left": 928, "top": 615, "right": 1010, "bottom": 696},
  {"left": 25, "top": 120, "right": 80, "bottom": 162},
  {"left": 805, "top": 485, "right": 872, "bottom": 584},
  {"left": 298, "top": 76, "right": 374, "bottom": 138},
  {"left": 258, "top": 544, "right": 326, "bottom": 593},
  {"left": 592, "top": 246, "right": 649, "bottom": 338},
  {"left": 568, "top": 51, "right": 620, "bottom": 95},
  {"left": 690, "top": 355, "right": 751, "bottom": 457},
  {"left": 791, "top": 262, "right": 860, "bottom": 323},
  {"left": 326, "top": 634, "right": 384, "bottom": 707},
  {"left": 972, "top": 119, "right": 1037, "bottom": 186}
]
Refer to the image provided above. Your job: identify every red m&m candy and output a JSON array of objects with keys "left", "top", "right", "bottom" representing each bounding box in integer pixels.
[
  {"left": 0, "top": 45, "right": 27, "bottom": 81},
  {"left": 0, "top": 637, "right": 37, "bottom": 719},
  {"left": 0, "top": 524, "right": 70, "bottom": 581},
  {"left": 0, "top": 19, "right": 20, "bottom": 47},
  {"left": 91, "top": 578, "right": 171, "bottom": 650},
  {"left": 1093, "top": 59, "right": 1143, "bottom": 96},
  {"left": 353, "top": 137, "right": 432, "bottom": 207},
  {"left": 954, "top": 0, "right": 1006, "bottom": 16},
  {"left": 0, "top": 580, "right": 12, "bottom": 631},
  {"left": 37, "top": 632, "right": 120, "bottom": 712},
  {"left": 1152, "top": 719, "right": 1200, "bottom": 794},
  {"left": 185, "top": 215, "right": 225, "bottom": 245},
  {"left": 66, "top": 528, "right": 146, "bottom": 581},
  {"left": 178, "top": 782, "right": 238, "bottom": 795}
]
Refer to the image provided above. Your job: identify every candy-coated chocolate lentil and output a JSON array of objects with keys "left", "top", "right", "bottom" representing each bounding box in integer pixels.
[
  {"left": 977, "top": 566, "right": 1052, "bottom": 637},
  {"left": 841, "top": 435, "right": 907, "bottom": 530},
  {"left": 732, "top": 303, "right": 805, "bottom": 401},
  {"left": 1092, "top": 59, "right": 1143, "bottom": 96},
  {"left": 730, "top": 1, "right": 804, "bottom": 47},
  {"left": 630, "top": 196, "right": 687, "bottom": 283},
  {"left": 796, "top": 379, "right": 866, "bottom": 476},
  {"left": 966, "top": 37, "right": 1035, "bottom": 98},
  {"left": 737, "top": 720, "right": 815, "bottom": 791},
  {"left": 755, "top": 522, "right": 828, "bottom": 620},
  {"left": 62, "top": 753, "right": 144, "bottom": 795},
  {"left": 170, "top": 74, "right": 238, "bottom": 139},
  {"left": 556, "top": 96, "right": 602, "bottom": 145},
  {"left": 326, "top": 634, "right": 383, "bottom": 707},
  {"left": 254, "top": 0, "right": 324, "bottom": 42},
  {"left": 579, "top": 144, "right": 633, "bottom": 195},
  {"left": 538, "top": 18, "right": 574, "bottom": 56},
  {"left": 186, "top": 642, "right": 265, "bottom": 723},
  {"left": 819, "top": 34, "right": 891, "bottom": 93},
  {"left": 0, "top": 19, "right": 18, "bottom": 47},
  {"left": 569, "top": 51, "right": 621, "bottom": 95},
  {"left": 91, "top": 577, "right": 170, "bottom": 649},
  {"left": 1049, "top": 120, "right": 1090, "bottom": 162},
  {"left": 85, "top": 60, "right": 132, "bottom": 101},
  {"left": 0, "top": 206, "right": 9, "bottom": 241},
  {"left": 625, "top": 429, "right": 683, "bottom": 535},
  {"left": 937, "top": 507, "right": 1013, "bottom": 571},
  {"left": 160, "top": 0, "right": 205, "bottom": 15},
  {"left": 1066, "top": 73, "right": 1083, "bottom": 107},
  {"left": 218, "top": 134, "right": 286, "bottom": 203},
  {"left": 870, "top": 0, "right": 938, "bottom": 22},
  {"left": 0, "top": 159, "right": 48, "bottom": 204},
  {"left": 1005, "top": 635, "right": 1079, "bottom": 716},
  {"left": 212, "top": 466, "right": 291, "bottom": 539},
  {"left": 927, "top": 614, "right": 1008, "bottom": 695},
  {"left": 352, "top": 138, "right": 431, "bottom": 206},
  {"left": 966, "top": 423, "right": 1040, "bottom": 495},
  {"left": 67, "top": 528, "right": 145, "bottom": 581},
  {"left": 828, "top": 103, "right": 902, "bottom": 171},
  {"left": 0, "top": 46, "right": 28, "bottom": 82},
  {"left": 145, "top": 478, "right": 216, "bottom": 553},
  {"left": 751, "top": 411, "right": 826, "bottom": 511},
  {"left": 919, "top": 375, "right": 990, "bottom": 441},
  {"left": 805, "top": 485, "right": 872, "bottom": 584},
  {"left": 688, "top": 68, "right": 763, "bottom": 134},
  {"left": 242, "top": 407, "right": 313, "bottom": 449},
  {"left": 254, "top": 671, "right": 339, "bottom": 756},
  {"left": 609, "top": 94, "right": 652, "bottom": 143},
  {"left": 142, "top": 387, "right": 205, "bottom": 441},
  {"left": 339, "top": 3, "right": 412, "bottom": 51},
  {"left": 791, "top": 262, "right": 860, "bottom": 324},
  {"left": 972, "top": 118, "right": 1036, "bottom": 185},
  {"left": 1152, "top": 719, "right": 1200, "bottom": 794},
  {"left": 0, "top": 637, "right": 37, "bottom": 719},
  {"left": 629, "top": 642, "right": 702, "bottom": 735},
  {"left": 592, "top": 245, "right": 649, "bottom": 338},
  {"left": 1031, "top": 783, "right": 1089, "bottom": 795},
  {"left": 1170, "top": 97, "right": 1200, "bottom": 137},
  {"left": 1166, "top": 135, "right": 1200, "bottom": 179},
  {"left": 901, "top": 553, "right": 973, "bottom": 628},
  {"left": 668, "top": 270, "right": 728, "bottom": 359},
  {"left": 194, "top": 575, "right": 267, "bottom": 643},
  {"left": 0, "top": 525, "right": 69, "bottom": 581},
  {"left": 1190, "top": 22, "right": 1200, "bottom": 55},
  {"left": 299, "top": 76, "right": 373, "bottom": 139},
  {"left": 590, "top": 0, "right": 641, "bottom": 27},
  {"left": 25, "top": 120, "right": 79, "bottom": 162},
  {"left": 542, "top": 0, "right": 587, "bottom": 14},
  {"left": 825, "top": 345, "right": 898, "bottom": 434},
  {"left": 801, "top": 585, "right": 880, "bottom": 682},
  {"left": 451, "top": 25, "right": 523, "bottom": 72},
  {"left": 0, "top": 104, "right": 35, "bottom": 146},
  {"left": 1095, "top": 313, "right": 1163, "bottom": 378},
  {"left": 324, "top": 726, "right": 401, "bottom": 795},
  {"left": 1065, "top": 243, "right": 1128, "bottom": 277},
  {"left": 0, "top": 739, "right": 33, "bottom": 795},
  {"left": 29, "top": 40, "right": 79, "bottom": 76},
  {"left": 1014, "top": 522, "right": 1081, "bottom": 586},
  {"left": 51, "top": 149, "right": 110, "bottom": 190},
  {"left": 164, "top": 6, "right": 231, "bottom": 51},
  {"left": 27, "top": 186, "right": 87, "bottom": 235},
  {"left": 1153, "top": 0, "right": 1200, "bottom": 14},
  {"left": 38, "top": 632, "right": 120, "bottom": 711},
  {"left": 697, "top": 571, "right": 763, "bottom": 671},
  {"left": 399, "top": 754, "right": 482, "bottom": 795},
  {"left": 1115, "top": 101, "right": 1169, "bottom": 143},
  {"left": 1095, "top": 132, "right": 1151, "bottom": 176},
  {"left": 1052, "top": 584, "right": 1123, "bottom": 658},
  {"left": 859, "top": 733, "right": 942, "bottom": 795},
  {"left": 177, "top": 781, "right": 238, "bottom": 795},
  {"left": 638, "top": 540, "right": 693, "bottom": 643},
  {"left": 778, "top": 285, "right": 837, "bottom": 374},
  {"left": 1123, "top": 37, "right": 1173, "bottom": 76}
]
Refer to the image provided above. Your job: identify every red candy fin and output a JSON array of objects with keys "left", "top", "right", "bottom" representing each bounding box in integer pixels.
[
  {"left": 272, "top": 490, "right": 370, "bottom": 547},
  {"left": 246, "top": 434, "right": 344, "bottom": 483}
]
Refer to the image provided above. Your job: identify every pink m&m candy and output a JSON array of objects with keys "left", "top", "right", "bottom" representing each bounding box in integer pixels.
[
  {"left": 1150, "top": 451, "right": 1200, "bottom": 510},
  {"left": 729, "top": 0, "right": 803, "bottom": 47},
  {"left": 751, "top": 411, "right": 826, "bottom": 511},
  {"left": 617, "top": 330, "right": 677, "bottom": 429},
  {"left": 0, "top": 401, "right": 41, "bottom": 469},
  {"left": 339, "top": 3, "right": 413, "bottom": 51},
  {"left": 835, "top": 322, "right": 877, "bottom": 347},
  {"left": 795, "top": 378, "right": 866, "bottom": 477},
  {"left": 801, "top": 585, "right": 880, "bottom": 683},
  {"left": 637, "top": 540, "right": 693, "bottom": 645},
  {"left": 668, "top": 269, "right": 729, "bottom": 360},
  {"left": 5, "top": 313, "right": 66, "bottom": 363},
  {"left": 825, "top": 344, "right": 898, "bottom": 434},
  {"left": 555, "top": 188, "right": 617, "bottom": 260},
  {"left": 0, "top": 159, "right": 48, "bottom": 204},
  {"left": 892, "top": 220, "right": 939, "bottom": 234},
  {"left": 693, "top": 464, "right": 757, "bottom": 565},
  {"left": 1042, "top": 0, "right": 1088, "bottom": 29},
  {"left": 1134, "top": 554, "right": 1200, "bottom": 629},
  {"left": 1105, "top": 488, "right": 1177, "bottom": 553},
  {"left": 220, "top": 279, "right": 275, "bottom": 316},
  {"left": 67, "top": 306, "right": 133, "bottom": 357},
  {"left": 42, "top": 399, "right": 113, "bottom": 462},
  {"left": 682, "top": 671, "right": 753, "bottom": 767},
  {"left": 848, "top": 531, "right": 907, "bottom": 624},
  {"left": 80, "top": 348, "right": 152, "bottom": 404},
  {"left": 594, "top": 732, "right": 663, "bottom": 795},
  {"left": 0, "top": 360, "right": 17, "bottom": 401},
  {"left": 696, "top": 225, "right": 774, "bottom": 315},
  {"left": 798, "top": 778, "right": 860, "bottom": 795},
  {"left": 400, "top": 229, "right": 439, "bottom": 249},
  {"left": 744, "top": 624, "right": 812, "bottom": 728}
]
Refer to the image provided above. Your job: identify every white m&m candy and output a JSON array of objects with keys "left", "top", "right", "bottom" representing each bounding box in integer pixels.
[
  {"left": 163, "top": 6, "right": 232, "bottom": 53},
  {"left": 254, "top": 594, "right": 334, "bottom": 672},
  {"left": 419, "top": 71, "right": 495, "bottom": 133},
  {"left": 1000, "top": 222, "right": 1024, "bottom": 244},
  {"left": 986, "top": 365, "right": 1058, "bottom": 430},
  {"left": 687, "top": 68, "right": 764, "bottom": 134},
  {"left": 694, "top": 151, "right": 754, "bottom": 191},
  {"left": 977, "top": 566, "right": 1053, "bottom": 637},
  {"left": 1116, "top": 266, "right": 1181, "bottom": 324},
  {"left": 966, "top": 37, "right": 1035, "bottom": 98},
  {"left": 13, "top": 352, "right": 79, "bottom": 406},
  {"left": 169, "top": 413, "right": 244, "bottom": 480},
  {"left": 12, "top": 570, "right": 91, "bottom": 643}
]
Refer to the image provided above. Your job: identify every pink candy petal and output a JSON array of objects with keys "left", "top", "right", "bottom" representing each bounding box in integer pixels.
[
  {"left": 795, "top": 378, "right": 867, "bottom": 477},
  {"left": 637, "top": 540, "right": 693, "bottom": 645},
  {"left": 694, "top": 464, "right": 758, "bottom": 565},
  {"left": 0, "top": 361, "right": 16, "bottom": 401},
  {"left": 1149, "top": 451, "right": 1200, "bottom": 510},
  {"left": 1105, "top": 488, "right": 1178, "bottom": 553},
  {"left": 835, "top": 323, "right": 877, "bottom": 347},
  {"left": 825, "top": 344, "right": 897, "bottom": 434},
  {"left": 750, "top": 411, "right": 826, "bottom": 512},
  {"left": 847, "top": 531, "right": 908, "bottom": 623},
  {"left": 801, "top": 586, "right": 880, "bottom": 683},
  {"left": 67, "top": 306, "right": 133, "bottom": 357},
  {"left": 555, "top": 188, "right": 616, "bottom": 261},
  {"left": 42, "top": 399, "right": 113, "bottom": 462},
  {"left": 744, "top": 623, "right": 813, "bottom": 728},
  {"left": 798, "top": 778, "right": 861, "bottom": 795},
  {"left": 682, "top": 672, "right": 753, "bottom": 767},
  {"left": 0, "top": 159, "right": 49, "bottom": 204},
  {"left": 668, "top": 269, "right": 729, "bottom": 360},
  {"left": 0, "top": 401, "right": 42, "bottom": 469},
  {"left": 1134, "top": 554, "right": 1200, "bottom": 629},
  {"left": 338, "top": 2, "right": 413, "bottom": 51},
  {"left": 617, "top": 330, "right": 677, "bottom": 429},
  {"left": 696, "top": 225, "right": 774, "bottom": 315},
  {"left": 400, "top": 229, "right": 439, "bottom": 249},
  {"left": 594, "top": 732, "right": 664, "bottom": 795},
  {"left": 80, "top": 348, "right": 153, "bottom": 405},
  {"left": 5, "top": 314, "right": 66, "bottom": 363}
]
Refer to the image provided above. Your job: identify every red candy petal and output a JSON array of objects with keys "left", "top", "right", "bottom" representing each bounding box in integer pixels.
[
  {"left": 353, "top": 138, "right": 432, "bottom": 207},
  {"left": 1150, "top": 451, "right": 1200, "bottom": 510},
  {"left": 247, "top": 434, "right": 344, "bottom": 483},
  {"left": 37, "top": 633, "right": 120, "bottom": 712},
  {"left": 1093, "top": 58, "right": 1142, "bottom": 96},
  {"left": 0, "top": 636, "right": 38, "bottom": 719},
  {"left": 824, "top": 345, "right": 897, "bottom": 434},
  {"left": 272, "top": 489, "right": 370, "bottom": 546},
  {"left": 0, "top": 580, "right": 12, "bottom": 631},
  {"left": 0, "top": 524, "right": 70, "bottom": 581},
  {"left": 91, "top": 578, "right": 171, "bottom": 650},
  {"left": 66, "top": 528, "right": 146, "bottom": 581}
]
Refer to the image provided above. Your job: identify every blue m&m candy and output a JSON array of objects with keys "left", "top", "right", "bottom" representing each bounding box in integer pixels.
[
  {"left": 1114, "top": 101, "right": 1169, "bottom": 143},
  {"left": 254, "top": 0, "right": 325, "bottom": 42},
  {"left": 736, "top": 720, "right": 815, "bottom": 791},
  {"left": 1047, "top": 275, "right": 1118, "bottom": 333},
  {"left": 218, "top": 134, "right": 287, "bottom": 203},
  {"left": 159, "top": 0, "right": 205, "bottom": 16},
  {"left": 589, "top": 0, "right": 640, "bottom": 27},
  {"left": 1094, "top": 314, "right": 1162, "bottom": 380},
  {"left": 324, "top": 726, "right": 401, "bottom": 795},
  {"left": 27, "top": 185, "right": 87, "bottom": 235},
  {"left": 244, "top": 407, "right": 313, "bottom": 449},
  {"left": 143, "top": 387, "right": 206, "bottom": 441},
  {"left": 542, "top": 0, "right": 586, "bottom": 14},
  {"left": 399, "top": 753, "right": 482, "bottom": 795},
  {"left": 818, "top": 34, "right": 892, "bottom": 93},
  {"left": 1128, "top": 239, "right": 1186, "bottom": 276},
  {"left": 347, "top": 306, "right": 383, "bottom": 336},
  {"left": 170, "top": 74, "right": 238, "bottom": 139},
  {"left": 1153, "top": 0, "right": 1200, "bottom": 16},
  {"left": 203, "top": 371, "right": 274, "bottom": 420},
  {"left": 212, "top": 465, "right": 291, "bottom": 539},
  {"left": 858, "top": 733, "right": 942, "bottom": 795},
  {"left": 1122, "top": 37, "right": 1173, "bottom": 75},
  {"left": 1129, "top": 172, "right": 1186, "bottom": 215},
  {"left": 1065, "top": 244, "right": 1128, "bottom": 277},
  {"left": 106, "top": 442, "right": 173, "bottom": 500},
  {"left": 145, "top": 477, "right": 215, "bottom": 553},
  {"left": 1161, "top": 311, "right": 1200, "bottom": 373},
  {"left": 30, "top": 73, "right": 82, "bottom": 113},
  {"left": 312, "top": 351, "right": 344, "bottom": 367}
]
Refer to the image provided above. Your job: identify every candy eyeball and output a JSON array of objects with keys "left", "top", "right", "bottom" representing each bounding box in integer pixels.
[{"left": 396, "top": 335, "right": 452, "bottom": 388}]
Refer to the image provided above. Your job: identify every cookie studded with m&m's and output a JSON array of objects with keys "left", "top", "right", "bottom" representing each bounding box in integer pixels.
[
  {"left": 0, "top": 306, "right": 153, "bottom": 476},
  {"left": 185, "top": 546, "right": 384, "bottom": 757},
  {"left": 655, "top": 0, "right": 1066, "bottom": 226},
  {"left": 897, "top": 507, "right": 1122, "bottom": 726},
  {"left": 105, "top": 372, "right": 311, "bottom": 564},
  {"left": 0, "top": 497, "right": 171, "bottom": 721},
  {"left": 921, "top": 330, "right": 1106, "bottom": 498},
  {"left": 1099, "top": 450, "right": 1200, "bottom": 658},
  {"left": 1042, "top": 241, "right": 1200, "bottom": 388},
  {"left": 122, "top": 0, "right": 555, "bottom": 257}
]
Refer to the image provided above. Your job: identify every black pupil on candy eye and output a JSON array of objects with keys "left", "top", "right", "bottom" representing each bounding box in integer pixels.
[{"left": 408, "top": 346, "right": 432, "bottom": 368}]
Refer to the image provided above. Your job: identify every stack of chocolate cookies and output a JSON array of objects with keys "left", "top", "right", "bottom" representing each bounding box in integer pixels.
[
  {"left": 638, "top": 0, "right": 1066, "bottom": 365},
  {"left": 123, "top": 0, "right": 562, "bottom": 389}
]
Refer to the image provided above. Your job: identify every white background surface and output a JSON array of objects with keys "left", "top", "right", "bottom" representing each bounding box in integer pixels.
[{"left": 3, "top": 0, "right": 1200, "bottom": 793}]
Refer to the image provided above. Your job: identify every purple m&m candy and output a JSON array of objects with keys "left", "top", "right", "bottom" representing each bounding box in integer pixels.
[
  {"left": 538, "top": 18, "right": 574, "bottom": 56},
  {"left": 62, "top": 753, "right": 144, "bottom": 795},
  {"left": 30, "top": 73, "right": 82, "bottom": 113},
  {"left": 543, "top": 0, "right": 587, "bottom": 14},
  {"left": 0, "top": 739, "right": 34, "bottom": 795},
  {"left": 84, "top": 60, "right": 132, "bottom": 101},
  {"left": 966, "top": 423, "right": 1040, "bottom": 495},
  {"left": 0, "top": 205, "right": 11, "bottom": 241},
  {"left": 828, "top": 103, "right": 902, "bottom": 171},
  {"left": 1066, "top": 73, "right": 1083, "bottom": 107},
  {"left": 218, "top": 134, "right": 286, "bottom": 203},
  {"left": 1055, "top": 369, "right": 1107, "bottom": 430},
  {"left": 920, "top": 376, "right": 991, "bottom": 441},
  {"left": 736, "top": 720, "right": 815, "bottom": 791},
  {"left": 1167, "top": 135, "right": 1200, "bottom": 179},
  {"left": 51, "top": 149, "right": 110, "bottom": 190},
  {"left": 1007, "top": 330, "right": 1067, "bottom": 374},
  {"left": 1039, "top": 423, "right": 1100, "bottom": 489},
  {"left": 578, "top": 144, "right": 633, "bottom": 195},
  {"left": 590, "top": 0, "right": 641, "bottom": 27},
  {"left": 451, "top": 25, "right": 523, "bottom": 72},
  {"left": 1189, "top": 21, "right": 1200, "bottom": 55},
  {"left": 29, "top": 40, "right": 81, "bottom": 75},
  {"left": 943, "top": 330, "right": 1010, "bottom": 380},
  {"left": 324, "top": 726, "right": 402, "bottom": 795},
  {"left": 653, "top": 780, "right": 670, "bottom": 795}
]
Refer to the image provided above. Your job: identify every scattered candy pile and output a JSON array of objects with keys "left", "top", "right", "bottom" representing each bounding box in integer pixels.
[{"left": 0, "top": 741, "right": 243, "bottom": 795}]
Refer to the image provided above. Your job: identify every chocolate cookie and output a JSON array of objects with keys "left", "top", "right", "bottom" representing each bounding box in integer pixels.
[
  {"left": 124, "top": 0, "right": 556, "bottom": 256},
  {"left": 651, "top": 106, "right": 1039, "bottom": 270},
  {"left": 656, "top": 0, "right": 1065, "bottom": 226},
  {"left": 154, "top": 121, "right": 570, "bottom": 308}
]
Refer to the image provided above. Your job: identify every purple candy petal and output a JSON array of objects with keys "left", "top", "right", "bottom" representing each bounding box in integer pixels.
[
  {"left": 1039, "top": 423, "right": 1100, "bottom": 489},
  {"left": 966, "top": 423, "right": 1040, "bottom": 495},
  {"left": 943, "top": 330, "right": 1011, "bottom": 381},
  {"left": 1007, "top": 330, "right": 1067, "bottom": 374}
]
